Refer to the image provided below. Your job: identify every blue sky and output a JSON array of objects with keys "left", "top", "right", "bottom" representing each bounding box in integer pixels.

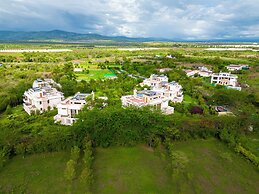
[{"left": 0, "top": 0, "right": 258, "bottom": 40}]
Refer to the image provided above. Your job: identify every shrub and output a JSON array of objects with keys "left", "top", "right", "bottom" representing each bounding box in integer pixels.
[
  {"left": 70, "top": 146, "right": 80, "bottom": 162},
  {"left": 169, "top": 151, "right": 189, "bottom": 175},
  {"left": 64, "top": 159, "right": 76, "bottom": 181}
]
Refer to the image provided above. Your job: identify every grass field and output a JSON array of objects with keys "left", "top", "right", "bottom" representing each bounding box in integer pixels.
[
  {"left": 76, "top": 69, "right": 116, "bottom": 81},
  {"left": 0, "top": 152, "right": 70, "bottom": 194},
  {"left": 92, "top": 146, "right": 174, "bottom": 194},
  {"left": 183, "top": 94, "right": 198, "bottom": 104},
  {"left": 0, "top": 139, "right": 258, "bottom": 194},
  {"left": 172, "top": 139, "right": 259, "bottom": 194},
  {"left": 93, "top": 140, "right": 259, "bottom": 194},
  {"left": 242, "top": 133, "right": 259, "bottom": 157}
]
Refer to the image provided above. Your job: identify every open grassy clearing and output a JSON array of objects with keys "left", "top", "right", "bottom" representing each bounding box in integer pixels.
[
  {"left": 92, "top": 146, "right": 174, "bottom": 194},
  {"left": 0, "top": 152, "right": 70, "bottom": 194},
  {"left": 172, "top": 139, "right": 259, "bottom": 194},
  {"left": 242, "top": 133, "right": 259, "bottom": 157},
  {"left": 76, "top": 69, "right": 116, "bottom": 81},
  {"left": 0, "top": 139, "right": 258, "bottom": 194},
  {"left": 183, "top": 94, "right": 198, "bottom": 104},
  {"left": 93, "top": 140, "right": 259, "bottom": 194}
]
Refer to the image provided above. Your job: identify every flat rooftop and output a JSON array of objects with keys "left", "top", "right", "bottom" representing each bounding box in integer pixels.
[
  {"left": 137, "top": 90, "right": 157, "bottom": 97},
  {"left": 72, "top": 93, "right": 90, "bottom": 100}
]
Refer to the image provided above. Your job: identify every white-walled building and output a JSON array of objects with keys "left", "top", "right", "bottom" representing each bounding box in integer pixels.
[
  {"left": 54, "top": 92, "right": 108, "bottom": 125},
  {"left": 141, "top": 74, "right": 168, "bottom": 88},
  {"left": 184, "top": 70, "right": 199, "bottom": 77},
  {"left": 23, "top": 79, "right": 64, "bottom": 115},
  {"left": 226, "top": 64, "right": 249, "bottom": 71},
  {"left": 197, "top": 66, "right": 213, "bottom": 77},
  {"left": 211, "top": 72, "right": 241, "bottom": 90},
  {"left": 140, "top": 74, "right": 183, "bottom": 103},
  {"left": 74, "top": 68, "right": 83, "bottom": 72},
  {"left": 54, "top": 92, "right": 92, "bottom": 125},
  {"left": 152, "top": 81, "right": 183, "bottom": 103},
  {"left": 157, "top": 68, "right": 172, "bottom": 73},
  {"left": 184, "top": 66, "right": 212, "bottom": 77},
  {"left": 121, "top": 89, "right": 174, "bottom": 115}
]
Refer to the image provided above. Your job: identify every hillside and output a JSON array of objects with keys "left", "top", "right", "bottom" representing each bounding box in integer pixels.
[{"left": 0, "top": 30, "right": 169, "bottom": 42}]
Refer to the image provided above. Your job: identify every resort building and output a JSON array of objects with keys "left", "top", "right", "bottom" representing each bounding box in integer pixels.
[
  {"left": 151, "top": 81, "right": 183, "bottom": 103},
  {"left": 121, "top": 89, "right": 174, "bottom": 115},
  {"left": 23, "top": 79, "right": 64, "bottom": 115},
  {"left": 210, "top": 72, "right": 241, "bottom": 90},
  {"left": 54, "top": 92, "right": 108, "bottom": 125},
  {"left": 184, "top": 70, "right": 199, "bottom": 77},
  {"left": 141, "top": 74, "right": 168, "bottom": 88},
  {"left": 141, "top": 74, "right": 183, "bottom": 103},
  {"left": 184, "top": 66, "right": 212, "bottom": 77},
  {"left": 226, "top": 64, "right": 249, "bottom": 71},
  {"left": 213, "top": 106, "right": 234, "bottom": 116},
  {"left": 74, "top": 68, "right": 83, "bottom": 72},
  {"left": 197, "top": 66, "right": 213, "bottom": 77},
  {"left": 156, "top": 68, "right": 172, "bottom": 73},
  {"left": 54, "top": 92, "right": 92, "bottom": 125}
]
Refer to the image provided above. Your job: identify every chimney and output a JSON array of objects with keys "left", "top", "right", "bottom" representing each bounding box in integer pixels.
[
  {"left": 91, "top": 91, "right": 95, "bottom": 100},
  {"left": 133, "top": 89, "right": 137, "bottom": 96}
]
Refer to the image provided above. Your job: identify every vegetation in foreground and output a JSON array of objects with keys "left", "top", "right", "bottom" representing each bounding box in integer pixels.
[
  {"left": 0, "top": 140, "right": 258, "bottom": 194},
  {"left": 0, "top": 43, "right": 259, "bottom": 193}
]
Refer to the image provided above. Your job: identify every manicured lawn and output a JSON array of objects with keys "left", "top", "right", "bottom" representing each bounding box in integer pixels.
[
  {"left": 92, "top": 146, "right": 174, "bottom": 194},
  {"left": 172, "top": 139, "right": 259, "bottom": 194},
  {"left": 0, "top": 140, "right": 258, "bottom": 194},
  {"left": 183, "top": 94, "right": 197, "bottom": 104},
  {"left": 242, "top": 133, "right": 259, "bottom": 157},
  {"left": 76, "top": 69, "right": 116, "bottom": 81},
  {"left": 0, "top": 152, "right": 70, "bottom": 194},
  {"left": 93, "top": 140, "right": 259, "bottom": 194}
]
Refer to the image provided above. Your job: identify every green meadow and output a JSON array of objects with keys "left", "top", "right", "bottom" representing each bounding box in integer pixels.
[{"left": 1, "top": 139, "right": 257, "bottom": 193}]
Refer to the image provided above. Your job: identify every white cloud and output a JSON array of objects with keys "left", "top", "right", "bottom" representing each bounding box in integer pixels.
[{"left": 0, "top": 0, "right": 258, "bottom": 39}]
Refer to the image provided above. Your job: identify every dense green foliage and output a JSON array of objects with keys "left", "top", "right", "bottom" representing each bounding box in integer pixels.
[{"left": 0, "top": 43, "right": 259, "bottom": 193}]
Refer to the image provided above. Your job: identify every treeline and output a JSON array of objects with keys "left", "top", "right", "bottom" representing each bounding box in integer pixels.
[
  {"left": 0, "top": 110, "right": 73, "bottom": 169},
  {"left": 63, "top": 136, "right": 94, "bottom": 193},
  {"left": 219, "top": 128, "right": 259, "bottom": 169},
  {"left": 0, "top": 81, "right": 31, "bottom": 113},
  {"left": 1, "top": 105, "right": 258, "bottom": 170},
  {"left": 73, "top": 106, "right": 259, "bottom": 146}
]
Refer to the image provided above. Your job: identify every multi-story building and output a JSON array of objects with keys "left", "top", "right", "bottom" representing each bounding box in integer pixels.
[
  {"left": 54, "top": 92, "right": 93, "bottom": 125},
  {"left": 210, "top": 72, "right": 241, "bottom": 90},
  {"left": 140, "top": 74, "right": 183, "bottom": 103},
  {"left": 226, "top": 64, "right": 249, "bottom": 71},
  {"left": 23, "top": 79, "right": 64, "bottom": 115},
  {"left": 184, "top": 70, "right": 199, "bottom": 77},
  {"left": 184, "top": 66, "right": 212, "bottom": 77},
  {"left": 54, "top": 92, "right": 107, "bottom": 125},
  {"left": 197, "top": 66, "right": 213, "bottom": 77},
  {"left": 152, "top": 81, "right": 183, "bottom": 103},
  {"left": 121, "top": 89, "right": 174, "bottom": 115},
  {"left": 141, "top": 74, "right": 168, "bottom": 88}
]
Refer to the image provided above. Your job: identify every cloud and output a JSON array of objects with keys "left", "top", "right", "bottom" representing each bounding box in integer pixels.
[{"left": 0, "top": 0, "right": 258, "bottom": 40}]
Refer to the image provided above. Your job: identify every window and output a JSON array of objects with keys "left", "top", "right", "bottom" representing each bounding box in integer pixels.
[
  {"left": 47, "top": 100, "right": 50, "bottom": 104},
  {"left": 39, "top": 101, "right": 42, "bottom": 105}
]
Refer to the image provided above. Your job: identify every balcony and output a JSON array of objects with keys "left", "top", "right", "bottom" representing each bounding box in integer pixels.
[
  {"left": 23, "top": 103, "right": 35, "bottom": 115},
  {"left": 162, "top": 106, "right": 174, "bottom": 115}
]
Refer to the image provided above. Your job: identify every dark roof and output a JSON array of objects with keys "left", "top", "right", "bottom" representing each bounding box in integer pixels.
[
  {"left": 72, "top": 93, "right": 90, "bottom": 100},
  {"left": 214, "top": 106, "right": 228, "bottom": 112},
  {"left": 137, "top": 90, "right": 157, "bottom": 96},
  {"left": 32, "top": 87, "right": 41, "bottom": 92}
]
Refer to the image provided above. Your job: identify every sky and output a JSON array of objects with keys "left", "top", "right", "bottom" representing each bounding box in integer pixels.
[{"left": 0, "top": 0, "right": 259, "bottom": 40}]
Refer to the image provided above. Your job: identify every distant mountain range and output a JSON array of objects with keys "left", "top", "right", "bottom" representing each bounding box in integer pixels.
[
  {"left": 0, "top": 30, "right": 258, "bottom": 43},
  {"left": 0, "top": 30, "right": 170, "bottom": 42}
]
